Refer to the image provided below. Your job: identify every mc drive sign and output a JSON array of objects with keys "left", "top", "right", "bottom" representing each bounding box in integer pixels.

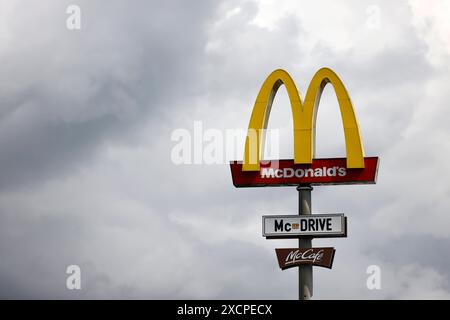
[{"left": 262, "top": 214, "right": 347, "bottom": 238}]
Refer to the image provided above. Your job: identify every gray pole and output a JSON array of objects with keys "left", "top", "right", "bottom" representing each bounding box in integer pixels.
[{"left": 297, "top": 185, "right": 313, "bottom": 300}]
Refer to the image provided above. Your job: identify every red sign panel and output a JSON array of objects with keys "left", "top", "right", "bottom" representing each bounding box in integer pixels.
[{"left": 230, "top": 157, "right": 379, "bottom": 187}]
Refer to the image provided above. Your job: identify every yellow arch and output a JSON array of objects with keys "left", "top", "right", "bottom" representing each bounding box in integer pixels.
[{"left": 242, "top": 68, "right": 365, "bottom": 171}]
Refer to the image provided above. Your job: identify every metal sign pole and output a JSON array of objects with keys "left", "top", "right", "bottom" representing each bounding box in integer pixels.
[{"left": 297, "top": 185, "right": 313, "bottom": 300}]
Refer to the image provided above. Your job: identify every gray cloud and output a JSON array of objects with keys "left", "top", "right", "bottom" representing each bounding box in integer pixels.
[{"left": 0, "top": 0, "right": 213, "bottom": 191}]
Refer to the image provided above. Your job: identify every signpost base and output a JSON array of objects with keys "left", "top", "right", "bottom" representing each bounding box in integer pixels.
[{"left": 297, "top": 185, "right": 313, "bottom": 300}]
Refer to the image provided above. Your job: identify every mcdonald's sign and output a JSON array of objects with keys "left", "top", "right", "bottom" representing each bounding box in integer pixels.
[{"left": 230, "top": 68, "right": 379, "bottom": 187}]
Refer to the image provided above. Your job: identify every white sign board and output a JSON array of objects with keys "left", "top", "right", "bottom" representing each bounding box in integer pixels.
[{"left": 262, "top": 214, "right": 347, "bottom": 238}]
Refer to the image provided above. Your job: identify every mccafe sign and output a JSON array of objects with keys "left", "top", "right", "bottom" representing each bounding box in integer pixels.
[{"left": 275, "top": 248, "right": 335, "bottom": 270}]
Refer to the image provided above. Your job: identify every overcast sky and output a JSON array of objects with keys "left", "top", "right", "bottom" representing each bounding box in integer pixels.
[{"left": 1, "top": 0, "right": 450, "bottom": 299}]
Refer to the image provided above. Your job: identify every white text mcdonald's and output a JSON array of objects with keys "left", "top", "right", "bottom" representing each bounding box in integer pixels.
[{"left": 230, "top": 68, "right": 379, "bottom": 187}]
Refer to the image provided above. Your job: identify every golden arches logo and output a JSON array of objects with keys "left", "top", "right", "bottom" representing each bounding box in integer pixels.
[{"left": 243, "top": 68, "right": 365, "bottom": 171}]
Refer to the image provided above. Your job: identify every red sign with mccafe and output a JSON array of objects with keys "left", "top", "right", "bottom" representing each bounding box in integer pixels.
[
  {"left": 230, "top": 157, "right": 379, "bottom": 188},
  {"left": 275, "top": 247, "right": 336, "bottom": 269}
]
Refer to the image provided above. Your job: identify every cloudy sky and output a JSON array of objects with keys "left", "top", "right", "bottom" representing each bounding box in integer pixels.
[{"left": 1, "top": 0, "right": 450, "bottom": 299}]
